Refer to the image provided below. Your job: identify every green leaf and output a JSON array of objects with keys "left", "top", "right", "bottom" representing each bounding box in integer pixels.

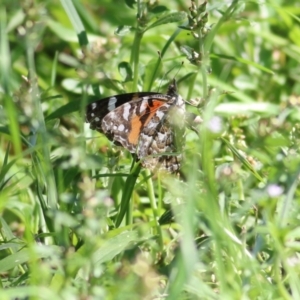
[
  {"left": 150, "top": 5, "right": 168, "bottom": 14},
  {"left": 60, "top": 0, "right": 88, "bottom": 46},
  {"left": 124, "top": 0, "right": 136, "bottom": 9},
  {"left": 118, "top": 61, "right": 133, "bottom": 82},
  {"left": 221, "top": 138, "right": 264, "bottom": 182},
  {"left": 144, "top": 11, "right": 187, "bottom": 32},
  {"left": 0, "top": 287, "right": 58, "bottom": 299},
  {"left": 210, "top": 53, "right": 274, "bottom": 74},
  {"left": 46, "top": 100, "right": 81, "bottom": 120},
  {"left": 92, "top": 230, "right": 140, "bottom": 265},
  {"left": 74, "top": 229, "right": 152, "bottom": 279},
  {"left": 265, "top": 134, "right": 289, "bottom": 147},
  {"left": 0, "top": 249, "right": 29, "bottom": 272},
  {"left": 0, "top": 244, "right": 61, "bottom": 272},
  {"left": 0, "top": 217, "right": 24, "bottom": 254},
  {"left": 180, "top": 45, "right": 195, "bottom": 61},
  {"left": 215, "top": 102, "right": 280, "bottom": 116},
  {"left": 115, "top": 25, "right": 133, "bottom": 36},
  {"left": 0, "top": 151, "right": 19, "bottom": 191},
  {"left": 115, "top": 163, "right": 142, "bottom": 227},
  {"left": 47, "top": 19, "right": 101, "bottom": 43}
]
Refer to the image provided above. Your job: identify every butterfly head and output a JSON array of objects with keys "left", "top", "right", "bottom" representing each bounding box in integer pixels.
[{"left": 167, "top": 79, "right": 178, "bottom": 97}]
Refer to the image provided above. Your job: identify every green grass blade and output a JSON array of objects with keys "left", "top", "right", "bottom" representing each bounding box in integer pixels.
[
  {"left": 221, "top": 137, "right": 264, "bottom": 182},
  {"left": 60, "top": 0, "right": 88, "bottom": 46},
  {"left": 115, "top": 163, "right": 141, "bottom": 228},
  {"left": 144, "top": 11, "right": 187, "bottom": 32}
]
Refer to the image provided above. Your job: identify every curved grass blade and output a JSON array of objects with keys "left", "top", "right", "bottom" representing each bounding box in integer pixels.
[
  {"left": 60, "top": 0, "right": 88, "bottom": 46},
  {"left": 221, "top": 137, "right": 264, "bottom": 182},
  {"left": 115, "top": 163, "right": 142, "bottom": 227},
  {"left": 144, "top": 11, "right": 187, "bottom": 32},
  {"left": 210, "top": 53, "right": 274, "bottom": 74}
]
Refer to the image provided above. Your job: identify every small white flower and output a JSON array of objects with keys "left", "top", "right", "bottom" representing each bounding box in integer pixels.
[
  {"left": 208, "top": 116, "right": 222, "bottom": 133},
  {"left": 267, "top": 184, "right": 284, "bottom": 197}
]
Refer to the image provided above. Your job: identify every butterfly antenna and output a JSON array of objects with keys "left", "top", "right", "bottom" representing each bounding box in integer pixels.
[
  {"left": 156, "top": 51, "right": 164, "bottom": 93},
  {"left": 158, "top": 61, "right": 184, "bottom": 93},
  {"left": 173, "top": 61, "right": 184, "bottom": 82}
]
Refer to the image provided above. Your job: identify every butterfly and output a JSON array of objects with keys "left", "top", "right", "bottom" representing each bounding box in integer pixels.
[{"left": 86, "top": 79, "right": 186, "bottom": 172}]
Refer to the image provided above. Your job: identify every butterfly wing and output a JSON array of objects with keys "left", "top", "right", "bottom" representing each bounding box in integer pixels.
[
  {"left": 138, "top": 94, "right": 186, "bottom": 172},
  {"left": 86, "top": 93, "right": 169, "bottom": 150},
  {"left": 86, "top": 80, "right": 186, "bottom": 172},
  {"left": 86, "top": 92, "right": 158, "bottom": 131},
  {"left": 101, "top": 95, "right": 171, "bottom": 153}
]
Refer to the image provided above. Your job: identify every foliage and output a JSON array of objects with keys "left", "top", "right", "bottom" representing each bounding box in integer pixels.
[{"left": 1, "top": 0, "right": 300, "bottom": 299}]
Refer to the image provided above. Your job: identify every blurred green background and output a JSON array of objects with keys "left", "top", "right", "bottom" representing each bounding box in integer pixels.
[{"left": 1, "top": 0, "right": 300, "bottom": 299}]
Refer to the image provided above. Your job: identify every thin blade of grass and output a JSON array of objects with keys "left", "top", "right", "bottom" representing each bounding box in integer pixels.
[
  {"left": 210, "top": 53, "right": 274, "bottom": 74},
  {"left": 115, "top": 163, "right": 142, "bottom": 227},
  {"left": 221, "top": 137, "right": 264, "bottom": 182},
  {"left": 60, "top": 0, "right": 88, "bottom": 46},
  {"left": 144, "top": 11, "right": 187, "bottom": 32}
]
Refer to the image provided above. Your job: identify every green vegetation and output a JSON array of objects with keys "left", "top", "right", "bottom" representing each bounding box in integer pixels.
[{"left": 1, "top": 0, "right": 300, "bottom": 299}]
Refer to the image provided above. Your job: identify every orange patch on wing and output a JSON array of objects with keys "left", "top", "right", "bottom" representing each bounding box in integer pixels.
[
  {"left": 142, "top": 100, "right": 165, "bottom": 126},
  {"left": 128, "top": 99, "right": 165, "bottom": 145},
  {"left": 128, "top": 115, "right": 142, "bottom": 145}
]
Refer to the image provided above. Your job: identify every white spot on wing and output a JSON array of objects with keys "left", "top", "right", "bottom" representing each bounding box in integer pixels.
[
  {"left": 108, "top": 97, "right": 117, "bottom": 111},
  {"left": 123, "top": 103, "right": 131, "bottom": 121},
  {"left": 118, "top": 124, "right": 125, "bottom": 131},
  {"left": 139, "top": 100, "right": 148, "bottom": 113},
  {"left": 156, "top": 110, "right": 165, "bottom": 120},
  {"left": 157, "top": 132, "right": 165, "bottom": 142},
  {"left": 176, "top": 95, "right": 185, "bottom": 107},
  {"left": 91, "top": 103, "right": 97, "bottom": 110}
]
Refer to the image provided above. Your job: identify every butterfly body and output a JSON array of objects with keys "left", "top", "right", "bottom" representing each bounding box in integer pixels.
[{"left": 86, "top": 80, "right": 185, "bottom": 172}]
